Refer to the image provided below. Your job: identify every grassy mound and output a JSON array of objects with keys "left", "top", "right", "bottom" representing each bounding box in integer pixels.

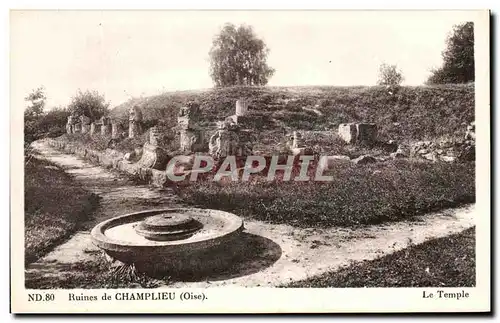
[
  {"left": 110, "top": 84, "right": 474, "bottom": 142},
  {"left": 175, "top": 160, "right": 475, "bottom": 228},
  {"left": 285, "top": 227, "right": 475, "bottom": 287},
  {"left": 24, "top": 155, "right": 99, "bottom": 265}
]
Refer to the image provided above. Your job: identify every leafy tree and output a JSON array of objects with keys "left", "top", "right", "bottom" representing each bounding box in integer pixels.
[
  {"left": 377, "top": 63, "right": 404, "bottom": 86},
  {"left": 24, "top": 86, "right": 46, "bottom": 119},
  {"left": 427, "top": 22, "right": 474, "bottom": 84},
  {"left": 39, "top": 107, "right": 71, "bottom": 136},
  {"left": 67, "top": 89, "right": 110, "bottom": 121},
  {"left": 25, "top": 106, "right": 70, "bottom": 144},
  {"left": 209, "top": 23, "right": 275, "bottom": 87}
]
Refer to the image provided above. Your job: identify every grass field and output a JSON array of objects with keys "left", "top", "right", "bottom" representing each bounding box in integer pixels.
[
  {"left": 175, "top": 159, "right": 475, "bottom": 228},
  {"left": 24, "top": 154, "right": 99, "bottom": 265},
  {"left": 285, "top": 227, "right": 476, "bottom": 287}
]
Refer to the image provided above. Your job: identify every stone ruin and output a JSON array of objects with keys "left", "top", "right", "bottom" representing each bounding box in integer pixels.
[
  {"left": 226, "top": 99, "right": 250, "bottom": 125},
  {"left": 100, "top": 116, "right": 112, "bottom": 136},
  {"left": 410, "top": 121, "right": 475, "bottom": 162},
  {"left": 66, "top": 114, "right": 95, "bottom": 135},
  {"left": 129, "top": 105, "right": 143, "bottom": 139},
  {"left": 135, "top": 125, "right": 169, "bottom": 169},
  {"left": 286, "top": 131, "right": 312, "bottom": 156},
  {"left": 122, "top": 103, "right": 206, "bottom": 168},
  {"left": 73, "top": 123, "right": 82, "bottom": 133},
  {"left": 90, "top": 123, "right": 97, "bottom": 136},
  {"left": 111, "top": 120, "right": 124, "bottom": 140},
  {"left": 177, "top": 103, "right": 204, "bottom": 153},
  {"left": 338, "top": 123, "right": 378, "bottom": 145},
  {"left": 209, "top": 100, "right": 254, "bottom": 159},
  {"left": 66, "top": 115, "right": 76, "bottom": 134},
  {"left": 80, "top": 115, "right": 91, "bottom": 134}
]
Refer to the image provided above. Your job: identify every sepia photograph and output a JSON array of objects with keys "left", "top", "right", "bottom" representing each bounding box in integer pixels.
[{"left": 10, "top": 8, "right": 490, "bottom": 313}]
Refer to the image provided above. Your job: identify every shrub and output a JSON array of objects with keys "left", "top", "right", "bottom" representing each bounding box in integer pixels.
[{"left": 24, "top": 107, "right": 70, "bottom": 144}]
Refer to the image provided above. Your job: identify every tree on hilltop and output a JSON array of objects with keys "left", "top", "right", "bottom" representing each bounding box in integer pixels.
[
  {"left": 209, "top": 23, "right": 275, "bottom": 87},
  {"left": 67, "top": 89, "right": 110, "bottom": 121},
  {"left": 377, "top": 63, "right": 404, "bottom": 86}
]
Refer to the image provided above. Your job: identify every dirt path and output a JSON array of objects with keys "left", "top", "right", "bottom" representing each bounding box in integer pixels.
[
  {"left": 26, "top": 139, "right": 475, "bottom": 288},
  {"left": 26, "top": 140, "right": 182, "bottom": 286}
]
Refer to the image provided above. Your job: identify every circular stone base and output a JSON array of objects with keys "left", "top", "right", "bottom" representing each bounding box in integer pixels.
[
  {"left": 104, "top": 238, "right": 246, "bottom": 278},
  {"left": 91, "top": 208, "right": 244, "bottom": 277},
  {"left": 135, "top": 213, "right": 203, "bottom": 241}
]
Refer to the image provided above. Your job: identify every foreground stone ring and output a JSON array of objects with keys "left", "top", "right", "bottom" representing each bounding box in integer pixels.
[{"left": 90, "top": 208, "right": 244, "bottom": 277}]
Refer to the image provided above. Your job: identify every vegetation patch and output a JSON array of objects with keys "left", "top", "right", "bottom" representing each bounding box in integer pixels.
[
  {"left": 25, "top": 252, "right": 168, "bottom": 289},
  {"left": 24, "top": 155, "right": 99, "bottom": 265},
  {"left": 175, "top": 160, "right": 475, "bottom": 228},
  {"left": 111, "top": 84, "right": 474, "bottom": 142},
  {"left": 57, "top": 133, "right": 148, "bottom": 155},
  {"left": 284, "top": 227, "right": 476, "bottom": 287}
]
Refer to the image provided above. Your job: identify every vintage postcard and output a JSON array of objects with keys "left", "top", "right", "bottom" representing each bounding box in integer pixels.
[{"left": 10, "top": 9, "right": 490, "bottom": 313}]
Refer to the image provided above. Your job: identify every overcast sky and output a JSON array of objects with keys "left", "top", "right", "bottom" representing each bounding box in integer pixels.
[{"left": 11, "top": 10, "right": 479, "bottom": 110}]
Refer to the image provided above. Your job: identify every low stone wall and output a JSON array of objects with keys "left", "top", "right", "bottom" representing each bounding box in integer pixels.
[{"left": 45, "top": 138, "right": 168, "bottom": 187}]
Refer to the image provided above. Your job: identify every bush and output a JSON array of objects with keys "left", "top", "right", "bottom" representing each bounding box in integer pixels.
[{"left": 24, "top": 107, "right": 70, "bottom": 144}]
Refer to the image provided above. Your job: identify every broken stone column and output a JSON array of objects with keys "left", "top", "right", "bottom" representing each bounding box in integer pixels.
[
  {"left": 149, "top": 126, "right": 162, "bottom": 146},
  {"left": 66, "top": 116, "right": 75, "bottom": 134},
  {"left": 235, "top": 99, "right": 248, "bottom": 116},
  {"left": 136, "top": 125, "right": 169, "bottom": 170},
  {"left": 209, "top": 124, "right": 240, "bottom": 158},
  {"left": 177, "top": 103, "right": 204, "bottom": 153},
  {"left": 180, "top": 130, "right": 205, "bottom": 153},
  {"left": 338, "top": 123, "right": 357, "bottom": 144},
  {"left": 338, "top": 123, "right": 377, "bottom": 144},
  {"left": 80, "top": 115, "right": 91, "bottom": 134},
  {"left": 292, "top": 131, "right": 303, "bottom": 148},
  {"left": 128, "top": 105, "right": 143, "bottom": 139},
  {"left": 287, "top": 131, "right": 311, "bottom": 156},
  {"left": 111, "top": 121, "right": 123, "bottom": 139},
  {"left": 100, "top": 116, "right": 111, "bottom": 136},
  {"left": 73, "top": 122, "right": 82, "bottom": 133},
  {"left": 228, "top": 99, "right": 250, "bottom": 125},
  {"left": 209, "top": 121, "right": 254, "bottom": 159},
  {"left": 90, "top": 123, "right": 98, "bottom": 136}
]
